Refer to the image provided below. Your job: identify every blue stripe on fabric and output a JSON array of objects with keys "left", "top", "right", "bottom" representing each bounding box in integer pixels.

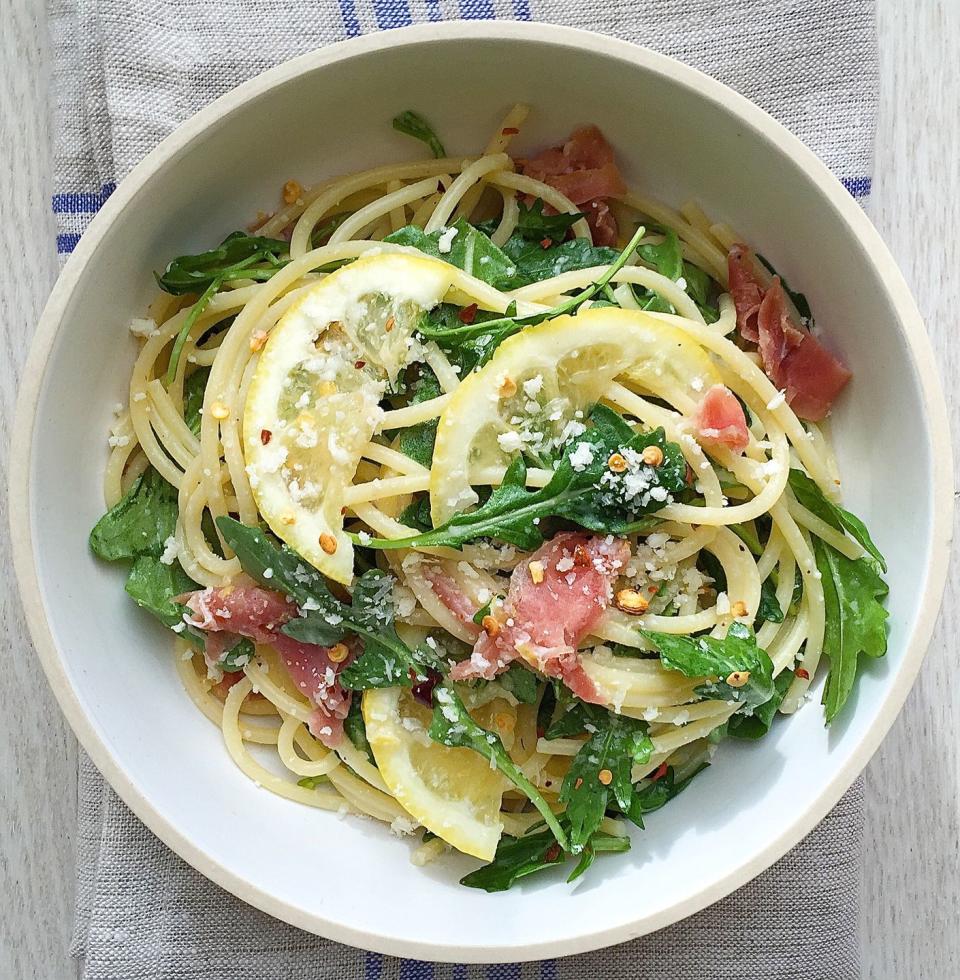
[
  {"left": 365, "top": 951, "right": 384, "bottom": 980},
  {"left": 460, "top": 0, "right": 496, "bottom": 18},
  {"left": 539, "top": 961, "right": 557, "bottom": 980},
  {"left": 339, "top": 0, "right": 361, "bottom": 37},
  {"left": 56, "top": 232, "right": 82, "bottom": 254},
  {"left": 398, "top": 960, "right": 435, "bottom": 980},
  {"left": 452, "top": 966, "right": 468, "bottom": 980},
  {"left": 486, "top": 965, "right": 521, "bottom": 980},
  {"left": 51, "top": 182, "right": 116, "bottom": 214},
  {"left": 511, "top": 0, "right": 531, "bottom": 19},
  {"left": 424, "top": 0, "right": 442, "bottom": 20},
  {"left": 373, "top": 0, "right": 413, "bottom": 29},
  {"left": 841, "top": 176, "right": 871, "bottom": 198}
]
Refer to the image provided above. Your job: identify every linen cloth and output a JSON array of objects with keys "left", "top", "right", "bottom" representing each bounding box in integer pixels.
[{"left": 49, "top": 1, "right": 879, "bottom": 977}]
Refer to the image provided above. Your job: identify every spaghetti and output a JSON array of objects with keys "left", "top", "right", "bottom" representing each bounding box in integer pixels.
[{"left": 91, "top": 106, "right": 888, "bottom": 890}]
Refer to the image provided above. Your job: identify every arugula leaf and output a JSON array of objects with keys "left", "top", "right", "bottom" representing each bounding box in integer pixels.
[
  {"left": 545, "top": 697, "right": 607, "bottom": 739},
  {"left": 430, "top": 684, "right": 568, "bottom": 850},
  {"left": 756, "top": 575, "right": 786, "bottom": 626},
  {"left": 183, "top": 368, "right": 210, "bottom": 437},
  {"left": 788, "top": 469, "right": 886, "bottom": 571},
  {"left": 297, "top": 775, "right": 328, "bottom": 790},
  {"left": 681, "top": 262, "right": 720, "bottom": 324},
  {"left": 394, "top": 367, "right": 442, "bottom": 468},
  {"left": 397, "top": 495, "right": 433, "bottom": 532},
  {"left": 514, "top": 198, "right": 584, "bottom": 243},
  {"left": 495, "top": 663, "right": 540, "bottom": 704},
  {"left": 460, "top": 818, "right": 630, "bottom": 892},
  {"left": 643, "top": 622, "right": 775, "bottom": 709},
  {"left": 727, "top": 669, "right": 794, "bottom": 740},
  {"left": 498, "top": 235, "right": 619, "bottom": 289},
  {"left": 90, "top": 469, "right": 179, "bottom": 561},
  {"left": 392, "top": 110, "right": 446, "bottom": 159},
  {"left": 124, "top": 555, "right": 197, "bottom": 631},
  {"left": 385, "top": 219, "right": 518, "bottom": 290},
  {"left": 558, "top": 713, "right": 653, "bottom": 852},
  {"left": 155, "top": 231, "right": 289, "bottom": 296},
  {"left": 155, "top": 232, "right": 288, "bottom": 383},
  {"left": 218, "top": 637, "right": 255, "bottom": 672},
  {"left": 815, "top": 538, "right": 889, "bottom": 722},
  {"left": 415, "top": 224, "right": 647, "bottom": 368},
  {"left": 215, "top": 518, "right": 432, "bottom": 690},
  {"left": 343, "top": 697, "right": 375, "bottom": 763},
  {"left": 628, "top": 763, "right": 707, "bottom": 820},
  {"left": 756, "top": 253, "right": 813, "bottom": 323},
  {"left": 358, "top": 404, "right": 686, "bottom": 551},
  {"left": 637, "top": 228, "right": 683, "bottom": 282}
]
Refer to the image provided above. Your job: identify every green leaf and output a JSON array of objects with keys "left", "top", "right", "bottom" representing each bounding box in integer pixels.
[
  {"left": 123, "top": 555, "right": 197, "bottom": 629},
  {"left": 430, "top": 684, "right": 568, "bottom": 850},
  {"left": 155, "top": 231, "right": 288, "bottom": 296},
  {"left": 397, "top": 496, "right": 433, "bottom": 532},
  {"left": 514, "top": 198, "right": 584, "bottom": 243},
  {"left": 459, "top": 818, "right": 629, "bottom": 892},
  {"left": 815, "top": 538, "right": 889, "bottom": 722},
  {"left": 727, "top": 669, "right": 794, "bottom": 740},
  {"left": 297, "top": 775, "right": 328, "bottom": 790},
  {"left": 637, "top": 228, "right": 683, "bottom": 282},
  {"left": 558, "top": 713, "right": 653, "bottom": 852},
  {"left": 218, "top": 637, "right": 255, "bottom": 672},
  {"left": 392, "top": 110, "right": 446, "bottom": 158},
  {"left": 499, "top": 233, "right": 617, "bottom": 289},
  {"left": 394, "top": 367, "right": 442, "bottom": 468},
  {"left": 183, "top": 368, "right": 210, "bottom": 437},
  {"left": 643, "top": 622, "right": 776, "bottom": 709},
  {"left": 215, "top": 518, "right": 430, "bottom": 689},
  {"left": 90, "top": 469, "right": 179, "bottom": 561},
  {"left": 385, "top": 219, "right": 518, "bottom": 290},
  {"left": 495, "top": 663, "right": 540, "bottom": 704},
  {"left": 620, "top": 763, "right": 708, "bottom": 825},
  {"left": 756, "top": 575, "right": 786, "bottom": 625},
  {"left": 415, "top": 224, "right": 647, "bottom": 368},
  {"left": 343, "top": 697, "right": 375, "bottom": 764},
  {"left": 681, "top": 262, "right": 720, "bottom": 325},
  {"left": 358, "top": 404, "right": 687, "bottom": 551},
  {"left": 788, "top": 469, "right": 886, "bottom": 571}
]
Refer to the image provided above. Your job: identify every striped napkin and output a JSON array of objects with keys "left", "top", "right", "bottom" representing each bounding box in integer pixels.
[{"left": 50, "top": 1, "right": 878, "bottom": 977}]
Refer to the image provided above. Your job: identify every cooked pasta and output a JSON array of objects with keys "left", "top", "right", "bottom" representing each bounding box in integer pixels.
[{"left": 91, "top": 106, "right": 888, "bottom": 890}]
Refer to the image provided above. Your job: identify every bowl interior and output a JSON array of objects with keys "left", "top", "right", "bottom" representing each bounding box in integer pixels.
[{"left": 19, "top": 25, "right": 947, "bottom": 960}]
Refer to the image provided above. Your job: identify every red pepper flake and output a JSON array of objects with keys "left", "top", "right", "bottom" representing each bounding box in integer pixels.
[
  {"left": 572, "top": 543, "right": 591, "bottom": 567},
  {"left": 502, "top": 127, "right": 520, "bottom": 136},
  {"left": 540, "top": 237, "right": 553, "bottom": 249},
  {"left": 545, "top": 843, "right": 562, "bottom": 862},
  {"left": 651, "top": 762, "right": 669, "bottom": 783},
  {"left": 354, "top": 359, "right": 366, "bottom": 369},
  {"left": 796, "top": 667, "right": 810, "bottom": 680},
  {"left": 536, "top": 726, "right": 545, "bottom": 739},
  {"left": 260, "top": 429, "right": 272, "bottom": 445},
  {"left": 574, "top": 777, "right": 583, "bottom": 790},
  {"left": 458, "top": 303, "right": 478, "bottom": 324}
]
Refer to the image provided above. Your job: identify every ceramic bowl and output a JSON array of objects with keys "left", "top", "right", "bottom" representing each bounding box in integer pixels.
[{"left": 10, "top": 20, "right": 952, "bottom": 961}]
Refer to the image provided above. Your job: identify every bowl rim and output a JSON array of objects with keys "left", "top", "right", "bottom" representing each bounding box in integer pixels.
[{"left": 9, "top": 19, "right": 954, "bottom": 962}]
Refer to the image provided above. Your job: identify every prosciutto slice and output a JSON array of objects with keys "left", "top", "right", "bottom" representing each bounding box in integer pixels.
[
  {"left": 727, "top": 245, "right": 851, "bottom": 420},
  {"left": 184, "top": 584, "right": 351, "bottom": 747},
  {"left": 519, "top": 125, "right": 627, "bottom": 246},
  {"left": 694, "top": 384, "right": 750, "bottom": 454},
  {"left": 449, "top": 532, "right": 629, "bottom": 703}
]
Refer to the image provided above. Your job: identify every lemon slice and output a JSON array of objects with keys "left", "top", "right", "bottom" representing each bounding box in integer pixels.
[
  {"left": 363, "top": 686, "right": 507, "bottom": 860},
  {"left": 244, "top": 252, "right": 498, "bottom": 583},
  {"left": 430, "top": 307, "right": 716, "bottom": 526},
  {"left": 618, "top": 319, "right": 721, "bottom": 404}
]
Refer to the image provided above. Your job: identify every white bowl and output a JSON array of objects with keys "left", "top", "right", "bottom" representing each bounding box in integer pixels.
[{"left": 10, "top": 21, "right": 953, "bottom": 962}]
